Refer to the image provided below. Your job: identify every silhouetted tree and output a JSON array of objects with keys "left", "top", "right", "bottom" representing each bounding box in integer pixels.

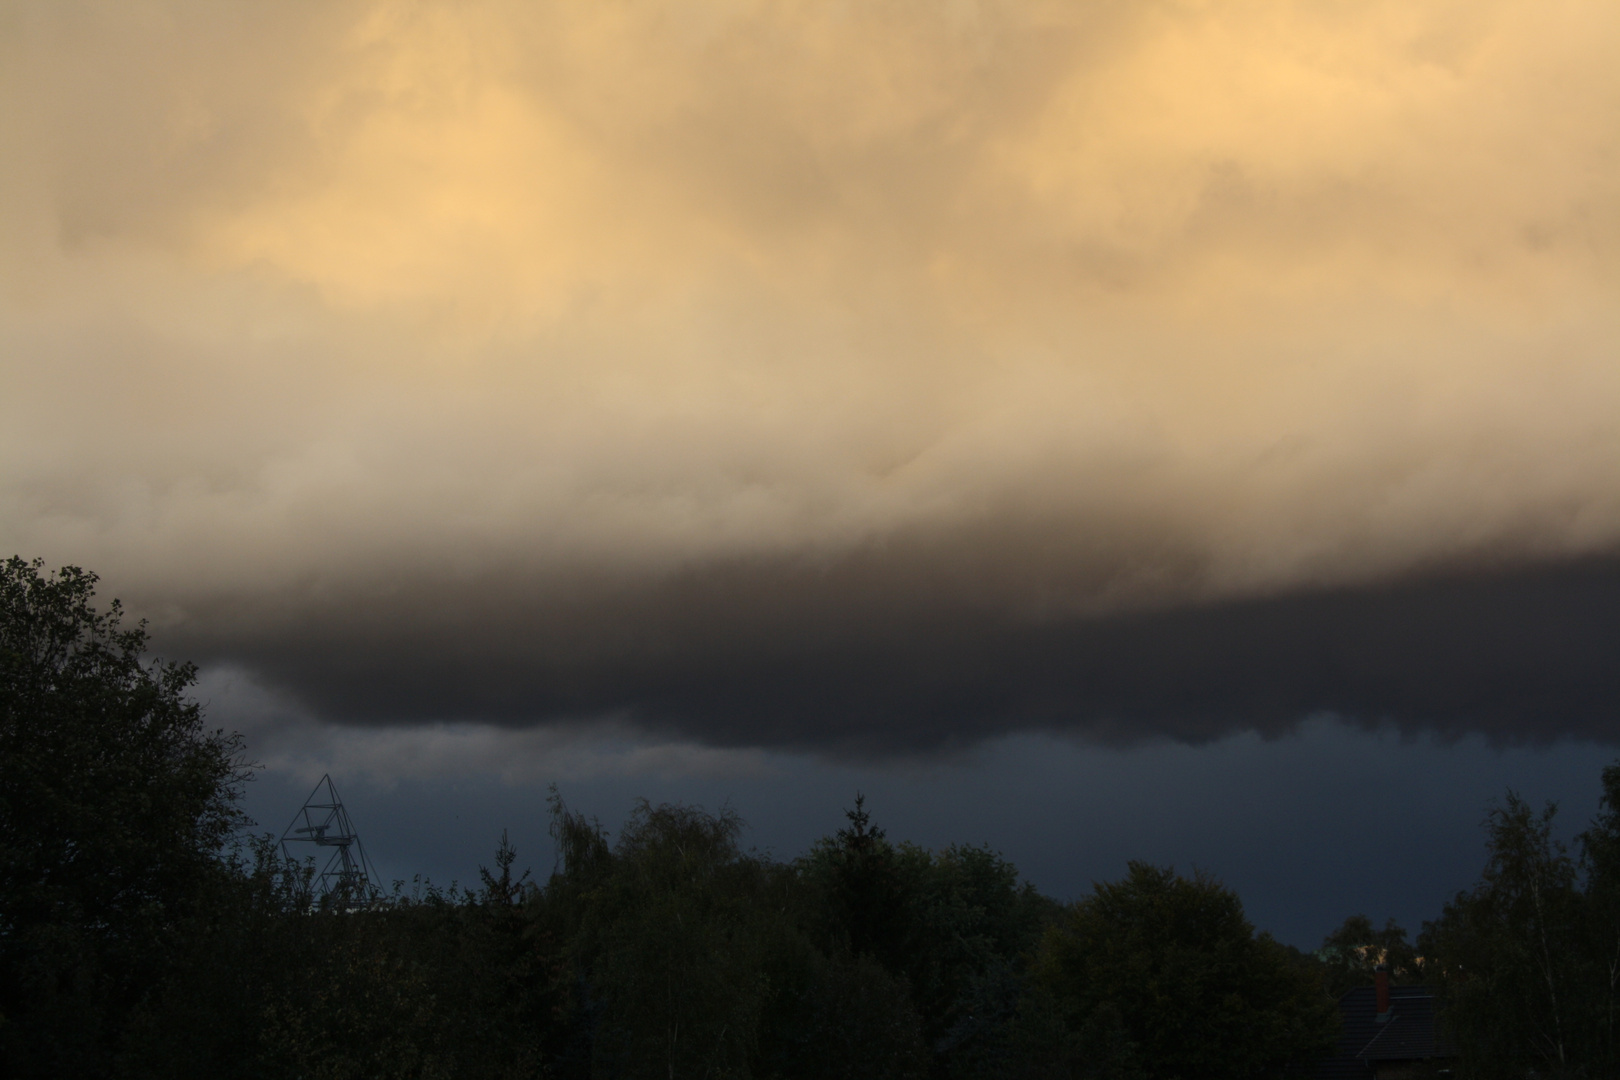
[
  {"left": 1423, "top": 790, "right": 1597, "bottom": 1078},
  {"left": 1318, "top": 913, "right": 1420, "bottom": 998},
  {"left": 0, "top": 557, "right": 248, "bottom": 1077},
  {"left": 1035, "top": 862, "right": 1339, "bottom": 1080},
  {"left": 1581, "top": 763, "right": 1620, "bottom": 1075},
  {"left": 810, "top": 793, "right": 914, "bottom": 967}
]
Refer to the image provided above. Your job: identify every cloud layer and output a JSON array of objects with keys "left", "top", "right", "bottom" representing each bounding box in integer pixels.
[
  {"left": 172, "top": 549, "right": 1620, "bottom": 753},
  {"left": 3, "top": 2, "right": 1618, "bottom": 750}
]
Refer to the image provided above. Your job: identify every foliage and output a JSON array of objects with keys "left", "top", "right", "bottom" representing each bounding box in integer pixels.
[
  {"left": 1420, "top": 782, "right": 1620, "bottom": 1080},
  {"left": 795, "top": 793, "right": 1064, "bottom": 1072},
  {"left": 536, "top": 792, "right": 931, "bottom": 1079},
  {"left": 0, "top": 557, "right": 249, "bottom": 1077},
  {"left": 120, "top": 839, "right": 564, "bottom": 1080},
  {"left": 1420, "top": 794, "right": 1582, "bottom": 1077},
  {"left": 1317, "top": 913, "right": 1420, "bottom": 998},
  {"left": 1035, "top": 862, "right": 1340, "bottom": 1080},
  {"left": 568, "top": 799, "right": 773, "bottom": 1076},
  {"left": 1582, "top": 762, "right": 1620, "bottom": 1075}
]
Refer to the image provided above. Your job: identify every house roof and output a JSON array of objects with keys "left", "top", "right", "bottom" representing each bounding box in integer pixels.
[{"left": 1312, "top": 985, "right": 1455, "bottom": 1080}]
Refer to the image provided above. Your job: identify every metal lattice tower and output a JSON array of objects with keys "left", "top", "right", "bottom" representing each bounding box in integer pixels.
[{"left": 280, "top": 774, "right": 383, "bottom": 909}]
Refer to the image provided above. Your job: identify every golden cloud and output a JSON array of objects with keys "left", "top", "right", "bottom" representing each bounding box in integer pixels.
[{"left": 2, "top": 0, "right": 1618, "bottom": 631}]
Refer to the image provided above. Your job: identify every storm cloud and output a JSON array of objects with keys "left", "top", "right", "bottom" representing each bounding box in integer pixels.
[
  {"left": 4, "top": 1, "right": 1619, "bottom": 754},
  {"left": 163, "top": 546, "right": 1620, "bottom": 753}
]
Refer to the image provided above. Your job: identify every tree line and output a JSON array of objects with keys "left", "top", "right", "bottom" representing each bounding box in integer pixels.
[{"left": 4, "top": 555, "right": 1620, "bottom": 1079}]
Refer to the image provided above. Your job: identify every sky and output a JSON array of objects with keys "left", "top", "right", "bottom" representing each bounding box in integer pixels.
[{"left": 4, "top": 0, "right": 1620, "bottom": 947}]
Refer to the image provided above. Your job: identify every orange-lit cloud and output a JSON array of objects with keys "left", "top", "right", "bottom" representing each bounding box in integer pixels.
[{"left": 3, "top": 2, "right": 1618, "bottom": 745}]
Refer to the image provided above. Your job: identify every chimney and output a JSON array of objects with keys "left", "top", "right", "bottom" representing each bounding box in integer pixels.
[{"left": 1374, "top": 964, "right": 1391, "bottom": 1022}]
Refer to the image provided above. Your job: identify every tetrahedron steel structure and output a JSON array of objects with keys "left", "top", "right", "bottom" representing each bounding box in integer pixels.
[{"left": 280, "top": 774, "right": 383, "bottom": 909}]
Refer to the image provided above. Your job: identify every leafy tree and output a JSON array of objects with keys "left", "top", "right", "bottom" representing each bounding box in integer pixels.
[
  {"left": 798, "top": 795, "right": 1059, "bottom": 1073},
  {"left": 1422, "top": 790, "right": 1604, "bottom": 1079},
  {"left": 1318, "top": 913, "right": 1420, "bottom": 998},
  {"left": 544, "top": 797, "right": 779, "bottom": 1077},
  {"left": 116, "top": 834, "right": 314, "bottom": 1079},
  {"left": 1581, "top": 762, "right": 1620, "bottom": 1075},
  {"left": 1035, "top": 862, "right": 1338, "bottom": 1080},
  {"left": 259, "top": 917, "right": 456, "bottom": 1080},
  {"left": 538, "top": 793, "right": 936, "bottom": 1079},
  {"left": 125, "top": 835, "right": 564, "bottom": 1080},
  {"left": 0, "top": 557, "right": 248, "bottom": 1077},
  {"left": 754, "top": 938, "right": 929, "bottom": 1080}
]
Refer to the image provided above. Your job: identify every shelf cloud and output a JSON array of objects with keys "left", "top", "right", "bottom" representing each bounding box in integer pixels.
[
  {"left": 163, "top": 546, "right": 1620, "bottom": 754},
  {"left": 4, "top": 1, "right": 1619, "bottom": 753}
]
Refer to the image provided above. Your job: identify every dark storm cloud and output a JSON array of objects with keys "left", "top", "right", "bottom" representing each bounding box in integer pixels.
[
  {"left": 163, "top": 545, "right": 1620, "bottom": 755},
  {"left": 7, "top": 2, "right": 1620, "bottom": 765}
]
